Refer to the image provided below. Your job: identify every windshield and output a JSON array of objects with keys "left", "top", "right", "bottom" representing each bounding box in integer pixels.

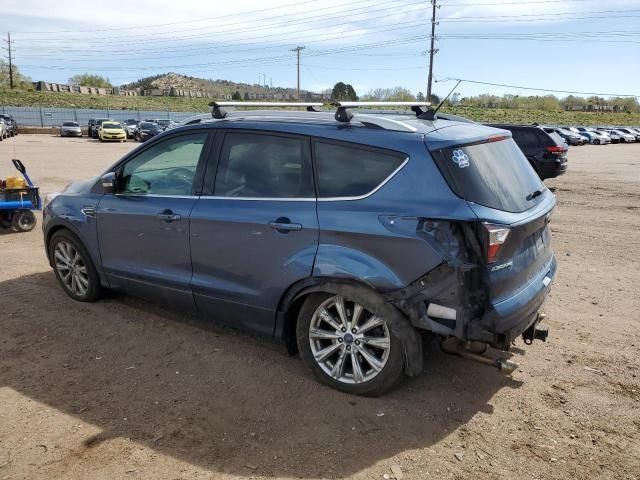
[
  {"left": 102, "top": 122, "right": 121, "bottom": 129},
  {"left": 432, "top": 138, "right": 545, "bottom": 213},
  {"left": 157, "top": 120, "right": 171, "bottom": 126},
  {"left": 63, "top": 122, "right": 79, "bottom": 127},
  {"left": 125, "top": 119, "right": 138, "bottom": 125},
  {"left": 139, "top": 122, "right": 157, "bottom": 129}
]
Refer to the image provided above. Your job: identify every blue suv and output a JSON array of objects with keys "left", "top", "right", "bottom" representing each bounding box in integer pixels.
[{"left": 43, "top": 102, "right": 556, "bottom": 396}]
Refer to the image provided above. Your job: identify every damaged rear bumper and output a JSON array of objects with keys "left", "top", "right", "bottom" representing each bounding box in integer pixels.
[{"left": 388, "top": 256, "right": 556, "bottom": 351}]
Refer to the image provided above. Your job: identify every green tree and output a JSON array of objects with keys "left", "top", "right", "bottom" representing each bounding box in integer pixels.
[
  {"left": 331, "top": 82, "right": 357, "bottom": 101},
  {"left": 344, "top": 84, "right": 358, "bottom": 101},
  {"left": 232, "top": 90, "right": 242, "bottom": 100},
  {"left": 416, "top": 91, "right": 425, "bottom": 102},
  {"left": 331, "top": 82, "right": 347, "bottom": 100},
  {"left": 0, "top": 61, "right": 32, "bottom": 89},
  {"left": 68, "top": 73, "right": 112, "bottom": 88}
]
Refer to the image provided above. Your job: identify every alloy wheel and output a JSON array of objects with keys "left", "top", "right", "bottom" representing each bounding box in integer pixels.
[
  {"left": 309, "top": 295, "right": 391, "bottom": 384},
  {"left": 54, "top": 240, "right": 90, "bottom": 297}
]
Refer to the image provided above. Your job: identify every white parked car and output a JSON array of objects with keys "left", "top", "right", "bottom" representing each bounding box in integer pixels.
[
  {"left": 0, "top": 119, "right": 7, "bottom": 140},
  {"left": 578, "top": 131, "right": 610, "bottom": 145},
  {"left": 609, "top": 129, "right": 636, "bottom": 143}
]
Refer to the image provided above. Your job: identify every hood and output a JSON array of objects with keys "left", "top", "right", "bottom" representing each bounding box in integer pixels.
[{"left": 63, "top": 176, "right": 99, "bottom": 195}]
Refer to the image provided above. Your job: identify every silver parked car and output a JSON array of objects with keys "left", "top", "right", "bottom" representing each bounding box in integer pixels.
[{"left": 60, "top": 121, "right": 83, "bottom": 137}]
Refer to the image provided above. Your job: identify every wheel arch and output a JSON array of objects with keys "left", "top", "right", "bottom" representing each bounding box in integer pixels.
[
  {"left": 44, "top": 221, "right": 86, "bottom": 265},
  {"left": 44, "top": 221, "right": 105, "bottom": 288},
  {"left": 276, "top": 277, "right": 423, "bottom": 377}
]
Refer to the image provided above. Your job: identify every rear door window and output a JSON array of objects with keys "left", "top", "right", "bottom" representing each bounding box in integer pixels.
[
  {"left": 213, "top": 132, "right": 314, "bottom": 198},
  {"left": 313, "top": 141, "right": 406, "bottom": 198},
  {"left": 431, "top": 138, "right": 545, "bottom": 213}
]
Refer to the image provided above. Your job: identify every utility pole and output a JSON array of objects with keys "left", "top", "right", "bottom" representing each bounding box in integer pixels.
[
  {"left": 426, "top": 1, "right": 439, "bottom": 103},
  {"left": 3, "top": 32, "right": 14, "bottom": 89},
  {"left": 290, "top": 46, "right": 305, "bottom": 101}
]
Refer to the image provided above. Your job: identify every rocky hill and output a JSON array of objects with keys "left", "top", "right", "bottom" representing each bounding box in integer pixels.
[{"left": 122, "top": 72, "right": 300, "bottom": 97}]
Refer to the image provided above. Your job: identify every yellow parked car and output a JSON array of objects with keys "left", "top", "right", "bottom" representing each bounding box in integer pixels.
[{"left": 98, "top": 122, "right": 127, "bottom": 142}]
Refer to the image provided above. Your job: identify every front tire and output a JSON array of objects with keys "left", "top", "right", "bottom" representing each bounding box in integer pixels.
[
  {"left": 297, "top": 292, "right": 406, "bottom": 396},
  {"left": 594, "top": 139, "right": 600, "bottom": 145},
  {"left": 49, "top": 230, "right": 102, "bottom": 302}
]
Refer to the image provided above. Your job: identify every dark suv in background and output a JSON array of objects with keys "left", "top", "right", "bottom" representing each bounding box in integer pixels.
[
  {"left": 487, "top": 124, "right": 568, "bottom": 180},
  {"left": 43, "top": 102, "right": 556, "bottom": 396}
]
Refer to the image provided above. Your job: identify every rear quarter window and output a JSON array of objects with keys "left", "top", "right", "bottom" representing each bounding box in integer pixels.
[
  {"left": 313, "top": 141, "right": 406, "bottom": 198},
  {"left": 432, "top": 138, "right": 545, "bottom": 213}
]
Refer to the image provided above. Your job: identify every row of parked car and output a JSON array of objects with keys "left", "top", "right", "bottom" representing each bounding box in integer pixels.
[
  {"left": 483, "top": 123, "right": 640, "bottom": 181},
  {"left": 59, "top": 118, "right": 178, "bottom": 142},
  {"left": 0, "top": 114, "right": 18, "bottom": 140},
  {"left": 545, "top": 125, "right": 640, "bottom": 145}
]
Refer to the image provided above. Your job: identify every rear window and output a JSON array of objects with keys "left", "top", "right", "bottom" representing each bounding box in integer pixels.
[
  {"left": 510, "top": 129, "right": 540, "bottom": 147},
  {"left": 432, "top": 139, "right": 545, "bottom": 213},
  {"left": 63, "top": 122, "right": 78, "bottom": 127},
  {"left": 314, "top": 141, "right": 405, "bottom": 198},
  {"left": 546, "top": 131, "right": 565, "bottom": 145}
]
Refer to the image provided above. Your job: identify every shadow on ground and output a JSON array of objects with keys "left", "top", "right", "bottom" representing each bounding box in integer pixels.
[{"left": 0, "top": 272, "right": 522, "bottom": 478}]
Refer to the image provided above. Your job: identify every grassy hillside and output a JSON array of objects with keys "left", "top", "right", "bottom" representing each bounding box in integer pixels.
[
  {"left": 0, "top": 88, "right": 211, "bottom": 112},
  {"left": 2, "top": 88, "right": 640, "bottom": 125}
]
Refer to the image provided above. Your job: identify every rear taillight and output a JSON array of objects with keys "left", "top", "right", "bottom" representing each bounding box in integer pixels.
[
  {"left": 547, "top": 145, "right": 566, "bottom": 153},
  {"left": 483, "top": 223, "right": 510, "bottom": 263}
]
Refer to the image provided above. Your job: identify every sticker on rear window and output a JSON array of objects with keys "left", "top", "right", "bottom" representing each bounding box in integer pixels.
[{"left": 452, "top": 149, "right": 470, "bottom": 168}]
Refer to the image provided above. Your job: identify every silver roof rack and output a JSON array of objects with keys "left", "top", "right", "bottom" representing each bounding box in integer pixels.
[
  {"left": 333, "top": 101, "right": 432, "bottom": 125},
  {"left": 209, "top": 101, "right": 323, "bottom": 119},
  {"left": 203, "top": 101, "right": 424, "bottom": 134},
  {"left": 333, "top": 101, "right": 431, "bottom": 108}
]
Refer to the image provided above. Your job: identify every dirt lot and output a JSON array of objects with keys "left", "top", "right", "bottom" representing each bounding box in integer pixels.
[{"left": 1, "top": 135, "right": 639, "bottom": 480}]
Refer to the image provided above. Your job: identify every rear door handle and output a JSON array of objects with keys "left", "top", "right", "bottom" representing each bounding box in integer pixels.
[
  {"left": 269, "top": 218, "right": 302, "bottom": 233},
  {"left": 157, "top": 210, "right": 181, "bottom": 222}
]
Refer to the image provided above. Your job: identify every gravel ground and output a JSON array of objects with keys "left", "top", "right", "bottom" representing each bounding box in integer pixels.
[{"left": 1, "top": 135, "right": 639, "bottom": 480}]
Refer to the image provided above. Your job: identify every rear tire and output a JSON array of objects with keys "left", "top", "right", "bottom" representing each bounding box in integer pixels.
[
  {"left": 12, "top": 210, "right": 36, "bottom": 232},
  {"left": 49, "top": 230, "right": 102, "bottom": 302},
  {"left": 296, "top": 291, "right": 406, "bottom": 396},
  {"left": 594, "top": 139, "right": 600, "bottom": 145}
]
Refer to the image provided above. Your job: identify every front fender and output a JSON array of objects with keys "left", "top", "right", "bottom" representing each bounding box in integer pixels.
[{"left": 43, "top": 193, "right": 106, "bottom": 286}]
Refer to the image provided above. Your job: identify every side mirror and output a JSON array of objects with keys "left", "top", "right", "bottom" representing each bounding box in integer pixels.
[{"left": 101, "top": 172, "right": 117, "bottom": 194}]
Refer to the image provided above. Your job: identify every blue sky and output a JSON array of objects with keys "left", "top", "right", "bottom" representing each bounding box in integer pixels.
[{"left": 3, "top": 0, "right": 640, "bottom": 99}]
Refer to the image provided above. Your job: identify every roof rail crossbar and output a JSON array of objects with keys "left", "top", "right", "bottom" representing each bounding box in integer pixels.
[
  {"left": 332, "top": 101, "right": 432, "bottom": 123},
  {"left": 209, "top": 101, "right": 324, "bottom": 119}
]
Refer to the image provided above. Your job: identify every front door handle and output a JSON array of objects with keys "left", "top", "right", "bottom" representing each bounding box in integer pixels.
[
  {"left": 269, "top": 217, "right": 302, "bottom": 233},
  {"left": 157, "top": 209, "right": 181, "bottom": 222}
]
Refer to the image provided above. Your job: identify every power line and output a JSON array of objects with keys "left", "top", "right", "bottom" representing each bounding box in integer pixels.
[
  {"left": 440, "top": 13, "right": 640, "bottom": 23},
  {"left": 19, "top": 35, "right": 429, "bottom": 72},
  {"left": 17, "top": 8, "right": 430, "bottom": 58},
  {"left": 436, "top": 77, "right": 639, "bottom": 97},
  {"left": 16, "top": 0, "right": 422, "bottom": 44},
  {"left": 441, "top": 8, "right": 640, "bottom": 20},
  {"left": 440, "top": 0, "right": 602, "bottom": 6},
  {"left": 10, "top": 0, "right": 332, "bottom": 34}
]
